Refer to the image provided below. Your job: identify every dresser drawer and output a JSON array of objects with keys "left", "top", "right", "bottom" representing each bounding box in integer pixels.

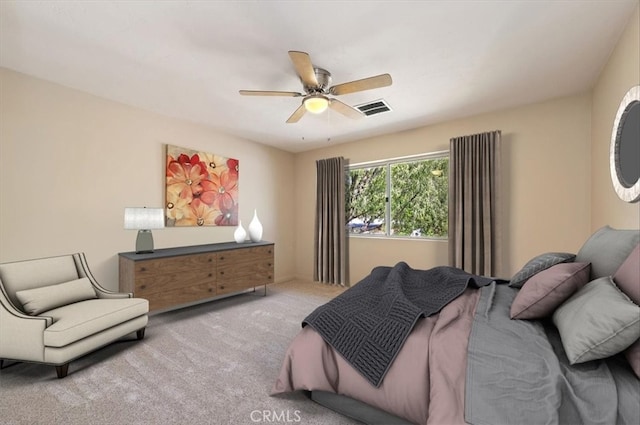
[
  {"left": 134, "top": 253, "right": 216, "bottom": 275},
  {"left": 134, "top": 269, "right": 215, "bottom": 297},
  {"left": 217, "top": 274, "right": 272, "bottom": 296},
  {"left": 217, "top": 259, "right": 273, "bottom": 281},
  {"left": 146, "top": 283, "right": 215, "bottom": 311},
  {"left": 217, "top": 245, "right": 273, "bottom": 264}
]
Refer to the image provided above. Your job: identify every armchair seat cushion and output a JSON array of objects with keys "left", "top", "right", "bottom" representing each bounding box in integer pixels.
[{"left": 43, "top": 298, "right": 148, "bottom": 348}]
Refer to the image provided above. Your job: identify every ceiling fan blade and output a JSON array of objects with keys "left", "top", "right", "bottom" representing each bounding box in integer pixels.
[
  {"left": 329, "top": 99, "right": 363, "bottom": 119},
  {"left": 329, "top": 73, "right": 392, "bottom": 96},
  {"left": 286, "top": 104, "right": 307, "bottom": 123},
  {"left": 239, "top": 90, "right": 303, "bottom": 97},
  {"left": 288, "top": 51, "right": 318, "bottom": 88}
]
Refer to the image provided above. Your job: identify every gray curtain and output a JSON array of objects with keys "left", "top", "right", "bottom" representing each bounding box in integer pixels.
[
  {"left": 314, "top": 157, "right": 347, "bottom": 285},
  {"left": 449, "top": 130, "right": 502, "bottom": 277}
]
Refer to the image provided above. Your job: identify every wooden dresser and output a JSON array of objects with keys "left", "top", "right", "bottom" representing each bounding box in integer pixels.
[{"left": 118, "top": 241, "right": 274, "bottom": 312}]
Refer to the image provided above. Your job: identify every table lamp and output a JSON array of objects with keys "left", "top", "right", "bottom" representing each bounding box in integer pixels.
[{"left": 124, "top": 207, "right": 165, "bottom": 253}]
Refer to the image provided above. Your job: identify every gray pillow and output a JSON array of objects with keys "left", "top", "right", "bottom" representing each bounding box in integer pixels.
[
  {"left": 15, "top": 277, "right": 97, "bottom": 315},
  {"left": 553, "top": 276, "right": 640, "bottom": 364},
  {"left": 575, "top": 226, "right": 640, "bottom": 280},
  {"left": 509, "top": 252, "right": 575, "bottom": 288}
]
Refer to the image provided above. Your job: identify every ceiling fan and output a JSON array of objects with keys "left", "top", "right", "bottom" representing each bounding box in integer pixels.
[{"left": 239, "top": 51, "right": 392, "bottom": 123}]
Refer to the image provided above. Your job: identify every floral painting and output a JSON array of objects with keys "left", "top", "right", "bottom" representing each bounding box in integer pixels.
[{"left": 165, "top": 144, "right": 239, "bottom": 226}]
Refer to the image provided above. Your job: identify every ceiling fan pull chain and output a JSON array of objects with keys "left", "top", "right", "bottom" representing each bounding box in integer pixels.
[{"left": 327, "top": 107, "right": 331, "bottom": 142}]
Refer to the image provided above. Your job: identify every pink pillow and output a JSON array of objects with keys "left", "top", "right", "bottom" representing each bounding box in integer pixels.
[
  {"left": 510, "top": 262, "right": 591, "bottom": 320},
  {"left": 615, "top": 246, "right": 640, "bottom": 376},
  {"left": 613, "top": 244, "right": 640, "bottom": 305},
  {"left": 625, "top": 339, "right": 640, "bottom": 378}
]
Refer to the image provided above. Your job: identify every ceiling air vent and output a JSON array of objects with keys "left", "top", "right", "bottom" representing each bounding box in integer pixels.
[{"left": 355, "top": 99, "right": 392, "bottom": 116}]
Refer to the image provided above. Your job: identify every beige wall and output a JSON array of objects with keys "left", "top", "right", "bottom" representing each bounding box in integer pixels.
[
  {"left": 2, "top": 5, "right": 637, "bottom": 290},
  {"left": 294, "top": 5, "right": 640, "bottom": 285},
  {"left": 0, "top": 68, "right": 296, "bottom": 290},
  {"left": 294, "top": 94, "right": 592, "bottom": 283},
  {"left": 591, "top": 4, "right": 640, "bottom": 229}
]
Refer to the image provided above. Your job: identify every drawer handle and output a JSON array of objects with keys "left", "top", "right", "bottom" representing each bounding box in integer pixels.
[
  {"left": 140, "top": 267, "right": 146, "bottom": 272},
  {"left": 220, "top": 271, "right": 224, "bottom": 275},
  {"left": 208, "top": 258, "right": 212, "bottom": 262},
  {"left": 268, "top": 263, "right": 272, "bottom": 267},
  {"left": 219, "top": 285, "right": 225, "bottom": 290},
  {"left": 208, "top": 288, "right": 213, "bottom": 292},
  {"left": 208, "top": 273, "right": 212, "bottom": 277},
  {"left": 140, "top": 285, "right": 146, "bottom": 290},
  {"left": 220, "top": 256, "right": 224, "bottom": 260}
]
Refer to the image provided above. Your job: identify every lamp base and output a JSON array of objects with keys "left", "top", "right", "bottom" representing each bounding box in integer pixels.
[{"left": 135, "top": 230, "right": 154, "bottom": 253}]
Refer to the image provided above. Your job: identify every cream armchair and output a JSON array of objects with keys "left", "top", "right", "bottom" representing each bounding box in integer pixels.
[{"left": 0, "top": 253, "right": 148, "bottom": 378}]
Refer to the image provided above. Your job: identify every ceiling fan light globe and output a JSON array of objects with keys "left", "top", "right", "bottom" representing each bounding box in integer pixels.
[{"left": 304, "top": 96, "right": 329, "bottom": 114}]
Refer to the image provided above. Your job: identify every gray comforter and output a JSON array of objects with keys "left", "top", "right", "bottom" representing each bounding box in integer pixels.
[{"left": 466, "top": 283, "right": 640, "bottom": 425}]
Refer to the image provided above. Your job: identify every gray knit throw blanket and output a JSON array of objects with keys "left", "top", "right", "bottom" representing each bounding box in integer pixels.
[{"left": 302, "top": 262, "right": 496, "bottom": 387}]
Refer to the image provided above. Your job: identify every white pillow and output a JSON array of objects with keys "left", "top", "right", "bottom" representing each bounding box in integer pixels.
[
  {"left": 16, "top": 277, "right": 97, "bottom": 315},
  {"left": 553, "top": 276, "right": 640, "bottom": 364}
]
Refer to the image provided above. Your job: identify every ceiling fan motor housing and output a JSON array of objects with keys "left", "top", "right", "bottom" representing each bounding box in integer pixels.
[{"left": 307, "top": 67, "right": 332, "bottom": 92}]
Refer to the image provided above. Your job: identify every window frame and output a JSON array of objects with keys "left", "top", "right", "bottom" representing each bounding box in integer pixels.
[{"left": 347, "top": 150, "right": 449, "bottom": 240}]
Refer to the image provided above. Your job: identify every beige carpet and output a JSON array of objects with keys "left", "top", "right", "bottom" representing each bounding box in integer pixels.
[{"left": 0, "top": 280, "right": 358, "bottom": 425}]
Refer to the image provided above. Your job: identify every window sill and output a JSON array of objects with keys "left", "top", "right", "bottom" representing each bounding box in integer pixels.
[{"left": 348, "top": 235, "right": 448, "bottom": 242}]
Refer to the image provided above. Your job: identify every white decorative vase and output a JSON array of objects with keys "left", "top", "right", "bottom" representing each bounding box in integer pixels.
[
  {"left": 248, "top": 209, "right": 263, "bottom": 242},
  {"left": 233, "top": 220, "right": 247, "bottom": 244}
]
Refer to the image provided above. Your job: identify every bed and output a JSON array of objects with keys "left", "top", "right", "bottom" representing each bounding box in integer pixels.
[{"left": 272, "top": 226, "right": 640, "bottom": 424}]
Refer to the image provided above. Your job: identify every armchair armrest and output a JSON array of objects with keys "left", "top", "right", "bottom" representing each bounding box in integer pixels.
[
  {"left": 0, "top": 289, "right": 49, "bottom": 362},
  {"left": 72, "top": 252, "right": 133, "bottom": 299},
  {"left": 96, "top": 291, "right": 132, "bottom": 299}
]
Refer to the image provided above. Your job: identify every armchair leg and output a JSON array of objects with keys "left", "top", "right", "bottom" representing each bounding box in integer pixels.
[
  {"left": 136, "top": 328, "right": 146, "bottom": 340},
  {"left": 56, "top": 363, "right": 69, "bottom": 379},
  {"left": 0, "top": 360, "right": 19, "bottom": 370}
]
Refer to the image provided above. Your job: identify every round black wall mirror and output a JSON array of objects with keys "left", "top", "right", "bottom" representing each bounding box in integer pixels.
[{"left": 610, "top": 85, "right": 640, "bottom": 203}]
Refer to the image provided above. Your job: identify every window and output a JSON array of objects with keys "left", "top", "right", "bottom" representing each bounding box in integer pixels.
[{"left": 346, "top": 152, "right": 449, "bottom": 238}]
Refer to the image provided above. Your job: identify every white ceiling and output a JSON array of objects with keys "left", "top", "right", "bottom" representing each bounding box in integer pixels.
[{"left": 1, "top": 1, "right": 637, "bottom": 153}]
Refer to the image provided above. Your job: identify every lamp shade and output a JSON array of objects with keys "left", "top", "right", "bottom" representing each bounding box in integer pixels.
[
  {"left": 124, "top": 207, "right": 165, "bottom": 230},
  {"left": 304, "top": 95, "right": 329, "bottom": 114}
]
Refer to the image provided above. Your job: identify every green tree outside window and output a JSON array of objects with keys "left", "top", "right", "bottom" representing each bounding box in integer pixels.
[{"left": 346, "top": 155, "right": 448, "bottom": 238}]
